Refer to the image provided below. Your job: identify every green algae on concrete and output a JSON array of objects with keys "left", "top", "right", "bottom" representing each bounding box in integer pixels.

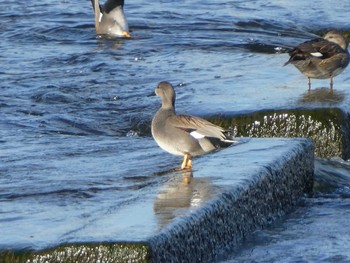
[
  {"left": 207, "top": 108, "right": 349, "bottom": 159},
  {"left": 0, "top": 243, "right": 150, "bottom": 263}
]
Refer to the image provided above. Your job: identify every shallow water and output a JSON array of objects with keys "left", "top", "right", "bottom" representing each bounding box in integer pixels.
[
  {"left": 1, "top": 0, "right": 350, "bottom": 260},
  {"left": 222, "top": 158, "right": 350, "bottom": 262}
]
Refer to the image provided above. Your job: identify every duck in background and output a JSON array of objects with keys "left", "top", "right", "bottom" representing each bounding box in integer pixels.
[
  {"left": 151, "top": 82, "right": 234, "bottom": 170},
  {"left": 91, "top": 0, "right": 131, "bottom": 37},
  {"left": 285, "top": 31, "right": 349, "bottom": 94}
]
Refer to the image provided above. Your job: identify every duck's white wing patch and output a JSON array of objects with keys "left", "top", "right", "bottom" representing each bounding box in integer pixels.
[
  {"left": 190, "top": 131, "right": 205, "bottom": 139},
  {"left": 310, "top": 52, "right": 323, "bottom": 58}
]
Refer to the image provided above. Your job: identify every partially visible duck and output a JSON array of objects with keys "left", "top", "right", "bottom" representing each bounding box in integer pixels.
[
  {"left": 151, "top": 81, "right": 234, "bottom": 170},
  {"left": 285, "top": 31, "right": 349, "bottom": 93},
  {"left": 91, "top": 0, "right": 130, "bottom": 37}
]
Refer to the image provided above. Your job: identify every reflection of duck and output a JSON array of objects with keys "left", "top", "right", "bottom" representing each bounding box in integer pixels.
[
  {"left": 153, "top": 170, "right": 217, "bottom": 229},
  {"left": 91, "top": 0, "right": 131, "bottom": 37},
  {"left": 285, "top": 31, "right": 349, "bottom": 94},
  {"left": 151, "top": 82, "right": 234, "bottom": 170},
  {"left": 298, "top": 87, "right": 345, "bottom": 104}
]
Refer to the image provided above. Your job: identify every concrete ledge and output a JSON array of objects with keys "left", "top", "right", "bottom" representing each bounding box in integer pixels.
[
  {"left": 208, "top": 107, "right": 350, "bottom": 159},
  {"left": 0, "top": 138, "right": 313, "bottom": 263},
  {"left": 149, "top": 138, "right": 313, "bottom": 262}
]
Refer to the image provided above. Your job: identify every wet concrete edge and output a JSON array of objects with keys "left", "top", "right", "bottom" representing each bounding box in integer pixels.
[{"left": 148, "top": 139, "right": 314, "bottom": 263}]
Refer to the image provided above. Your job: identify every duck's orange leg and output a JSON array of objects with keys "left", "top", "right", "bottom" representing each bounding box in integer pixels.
[
  {"left": 181, "top": 154, "right": 189, "bottom": 170},
  {"left": 186, "top": 156, "right": 193, "bottom": 169},
  {"left": 181, "top": 154, "right": 193, "bottom": 170}
]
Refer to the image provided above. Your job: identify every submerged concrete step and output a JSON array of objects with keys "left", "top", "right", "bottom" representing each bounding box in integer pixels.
[{"left": 1, "top": 138, "right": 313, "bottom": 263}]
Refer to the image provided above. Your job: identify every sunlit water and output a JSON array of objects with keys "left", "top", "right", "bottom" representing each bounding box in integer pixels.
[{"left": 1, "top": 0, "right": 350, "bottom": 260}]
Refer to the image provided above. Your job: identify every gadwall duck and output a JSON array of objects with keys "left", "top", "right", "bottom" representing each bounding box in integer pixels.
[
  {"left": 151, "top": 82, "right": 234, "bottom": 170},
  {"left": 91, "top": 0, "right": 130, "bottom": 37},
  {"left": 285, "top": 31, "right": 349, "bottom": 93}
]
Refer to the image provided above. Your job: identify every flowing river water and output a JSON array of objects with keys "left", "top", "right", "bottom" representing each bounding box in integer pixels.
[{"left": 1, "top": 0, "right": 350, "bottom": 261}]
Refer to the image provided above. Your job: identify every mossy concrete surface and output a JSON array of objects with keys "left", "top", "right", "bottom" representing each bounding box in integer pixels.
[
  {"left": 0, "top": 243, "right": 150, "bottom": 263},
  {"left": 208, "top": 107, "right": 350, "bottom": 159}
]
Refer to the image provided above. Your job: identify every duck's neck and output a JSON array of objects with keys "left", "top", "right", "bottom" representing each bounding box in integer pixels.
[{"left": 161, "top": 95, "right": 175, "bottom": 111}]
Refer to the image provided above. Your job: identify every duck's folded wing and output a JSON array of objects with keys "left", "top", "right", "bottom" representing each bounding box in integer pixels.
[
  {"left": 103, "top": 0, "right": 124, "bottom": 13},
  {"left": 169, "top": 115, "right": 226, "bottom": 140},
  {"left": 290, "top": 38, "right": 344, "bottom": 60}
]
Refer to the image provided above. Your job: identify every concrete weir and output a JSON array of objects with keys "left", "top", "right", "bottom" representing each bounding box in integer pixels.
[
  {"left": 208, "top": 107, "right": 350, "bottom": 159},
  {"left": 2, "top": 138, "right": 314, "bottom": 263},
  {"left": 149, "top": 138, "right": 313, "bottom": 262}
]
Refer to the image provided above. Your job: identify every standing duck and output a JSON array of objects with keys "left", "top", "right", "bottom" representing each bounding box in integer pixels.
[
  {"left": 91, "top": 0, "right": 131, "bottom": 37},
  {"left": 151, "top": 82, "right": 234, "bottom": 170},
  {"left": 285, "top": 31, "right": 349, "bottom": 93}
]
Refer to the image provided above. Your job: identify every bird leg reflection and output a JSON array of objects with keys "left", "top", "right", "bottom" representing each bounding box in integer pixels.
[{"left": 182, "top": 170, "right": 193, "bottom": 185}]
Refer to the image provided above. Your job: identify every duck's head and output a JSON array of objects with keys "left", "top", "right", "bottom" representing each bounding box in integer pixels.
[
  {"left": 155, "top": 81, "right": 176, "bottom": 109},
  {"left": 324, "top": 31, "right": 349, "bottom": 50}
]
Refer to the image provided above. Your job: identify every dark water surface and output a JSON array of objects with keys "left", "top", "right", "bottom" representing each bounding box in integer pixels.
[{"left": 1, "top": 0, "right": 350, "bottom": 261}]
